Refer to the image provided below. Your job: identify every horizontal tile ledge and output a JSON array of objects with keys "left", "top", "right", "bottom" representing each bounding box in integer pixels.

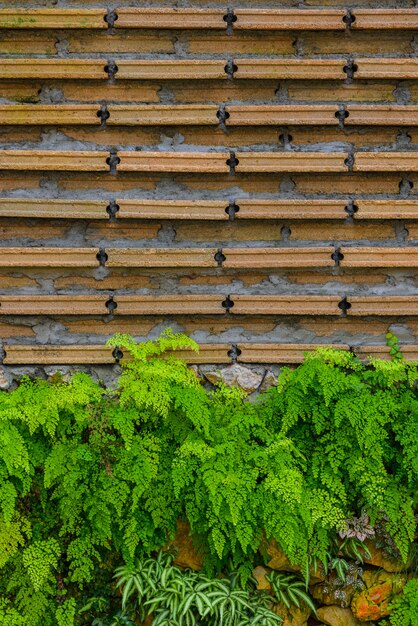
[
  {"left": 117, "top": 152, "right": 230, "bottom": 173},
  {"left": 114, "top": 295, "right": 223, "bottom": 315},
  {"left": 222, "top": 247, "right": 335, "bottom": 268},
  {"left": 116, "top": 8, "right": 345, "bottom": 30},
  {"left": 0, "top": 104, "right": 219, "bottom": 128},
  {"left": 0, "top": 295, "right": 225, "bottom": 316},
  {"left": 233, "top": 9, "right": 345, "bottom": 30},
  {"left": 5, "top": 343, "right": 418, "bottom": 366},
  {"left": 4, "top": 199, "right": 418, "bottom": 220},
  {"left": 105, "top": 248, "right": 219, "bottom": 268},
  {"left": 0, "top": 150, "right": 416, "bottom": 174},
  {"left": 230, "top": 295, "right": 341, "bottom": 315},
  {"left": 237, "top": 343, "right": 350, "bottom": 363},
  {"left": 0, "top": 295, "right": 352, "bottom": 317},
  {"left": 115, "top": 8, "right": 225, "bottom": 29},
  {"left": 0, "top": 199, "right": 230, "bottom": 221},
  {"left": 232, "top": 199, "right": 347, "bottom": 220},
  {"left": 0, "top": 104, "right": 101, "bottom": 125},
  {"left": 116, "top": 60, "right": 227, "bottom": 80},
  {"left": 1, "top": 8, "right": 416, "bottom": 31},
  {"left": 2, "top": 295, "right": 417, "bottom": 317},
  {"left": 3, "top": 344, "right": 231, "bottom": 365},
  {"left": 235, "top": 152, "right": 348, "bottom": 173},
  {"left": 234, "top": 200, "right": 418, "bottom": 221},
  {"left": 0, "top": 8, "right": 106, "bottom": 29},
  {"left": 3, "top": 345, "right": 117, "bottom": 365},
  {"left": 234, "top": 60, "right": 345, "bottom": 80},
  {"left": 108, "top": 105, "right": 219, "bottom": 126},
  {"left": 105, "top": 247, "right": 335, "bottom": 268},
  {"left": 348, "top": 296, "right": 418, "bottom": 316},
  {"left": 346, "top": 105, "right": 418, "bottom": 126},
  {"left": 0, "top": 247, "right": 339, "bottom": 269},
  {"left": 352, "top": 9, "right": 418, "bottom": 30},
  {"left": 0, "top": 198, "right": 108, "bottom": 219},
  {"left": 0, "top": 59, "right": 106, "bottom": 80},
  {"left": 355, "top": 59, "right": 418, "bottom": 79},
  {"left": 0, "top": 248, "right": 99, "bottom": 268},
  {"left": 340, "top": 247, "right": 418, "bottom": 268},
  {"left": 0, "top": 150, "right": 108, "bottom": 171},
  {"left": 117, "top": 199, "right": 228, "bottom": 220},
  {"left": 229, "top": 293, "right": 418, "bottom": 317},
  {"left": 353, "top": 153, "right": 418, "bottom": 172},
  {"left": 355, "top": 345, "right": 418, "bottom": 360},
  {"left": 226, "top": 105, "right": 339, "bottom": 126},
  {"left": 233, "top": 9, "right": 418, "bottom": 31},
  {"left": 1, "top": 59, "right": 415, "bottom": 81},
  {"left": 0, "top": 296, "right": 108, "bottom": 315},
  {"left": 1, "top": 104, "right": 417, "bottom": 127},
  {"left": 355, "top": 200, "right": 418, "bottom": 219},
  {"left": 237, "top": 344, "right": 418, "bottom": 363},
  {"left": 117, "top": 151, "right": 349, "bottom": 173}
]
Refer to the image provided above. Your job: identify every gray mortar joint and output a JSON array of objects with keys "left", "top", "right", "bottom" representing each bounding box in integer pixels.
[
  {"left": 107, "top": 149, "right": 120, "bottom": 175},
  {"left": 224, "top": 58, "right": 238, "bottom": 80},
  {"left": 226, "top": 151, "right": 239, "bottom": 175},
  {"left": 344, "top": 199, "right": 358, "bottom": 221},
  {"left": 106, "top": 200, "right": 120, "bottom": 221},
  {"left": 335, "top": 104, "right": 349, "bottom": 129},
  {"left": 338, "top": 296, "right": 352, "bottom": 317},
  {"left": 104, "top": 8, "right": 118, "bottom": 33},
  {"left": 215, "top": 249, "right": 226, "bottom": 266},
  {"left": 343, "top": 58, "right": 358, "bottom": 83},
  {"left": 332, "top": 246, "right": 344, "bottom": 267},
  {"left": 105, "top": 59, "right": 118, "bottom": 82},
  {"left": 105, "top": 296, "right": 117, "bottom": 317},
  {"left": 228, "top": 344, "right": 242, "bottom": 363},
  {"left": 223, "top": 8, "right": 237, "bottom": 35},
  {"left": 222, "top": 295, "right": 235, "bottom": 313},
  {"left": 97, "top": 248, "right": 109, "bottom": 266},
  {"left": 97, "top": 103, "right": 110, "bottom": 128},
  {"left": 112, "top": 347, "right": 123, "bottom": 362},
  {"left": 217, "top": 104, "right": 230, "bottom": 130},
  {"left": 225, "top": 201, "right": 240, "bottom": 220},
  {"left": 345, "top": 150, "right": 355, "bottom": 172},
  {"left": 343, "top": 9, "right": 356, "bottom": 29}
]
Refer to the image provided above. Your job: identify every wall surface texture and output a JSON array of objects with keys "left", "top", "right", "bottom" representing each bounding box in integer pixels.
[{"left": 0, "top": 1, "right": 418, "bottom": 386}]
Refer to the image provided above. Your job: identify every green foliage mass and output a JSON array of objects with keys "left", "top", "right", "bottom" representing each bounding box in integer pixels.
[{"left": 0, "top": 329, "right": 416, "bottom": 624}]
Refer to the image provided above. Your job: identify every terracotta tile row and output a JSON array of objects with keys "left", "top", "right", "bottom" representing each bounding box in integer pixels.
[
  {"left": 237, "top": 343, "right": 418, "bottom": 364},
  {"left": 0, "top": 199, "right": 396, "bottom": 221},
  {"left": 4, "top": 294, "right": 414, "bottom": 316},
  {"left": 2, "top": 343, "right": 231, "bottom": 365},
  {"left": 1, "top": 104, "right": 417, "bottom": 127},
  {"left": 1, "top": 8, "right": 417, "bottom": 31},
  {"left": 1, "top": 246, "right": 418, "bottom": 269},
  {"left": 1, "top": 59, "right": 418, "bottom": 81},
  {"left": 0, "top": 294, "right": 336, "bottom": 316},
  {"left": 4, "top": 341, "right": 418, "bottom": 366},
  {"left": 0, "top": 150, "right": 416, "bottom": 173},
  {"left": 1, "top": 198, "right": 417, "bottom": 221}
]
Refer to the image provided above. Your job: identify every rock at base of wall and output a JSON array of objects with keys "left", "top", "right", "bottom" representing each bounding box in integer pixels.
[
  {"left": 0, "top": 366, "right": 12, "bottom": 390},
  {"left": 317, "top": 605, "right": 364, "bottom": 626},
  {"left": 351, "top": 570, "right": 407, "bottom": 621},
  {"left": 274, "top": 601, "right": 311, "bottom": 626},
  {"left": 164, "top": 519, "right": 203, "bottom": 571},
  {"left": 203, "top": 363, "right": 264, "bottom": 393}
]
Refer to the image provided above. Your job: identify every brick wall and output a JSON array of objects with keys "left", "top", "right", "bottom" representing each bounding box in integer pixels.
[{"left": 0, "top": 1, "right": 417, "bottom": 383}]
